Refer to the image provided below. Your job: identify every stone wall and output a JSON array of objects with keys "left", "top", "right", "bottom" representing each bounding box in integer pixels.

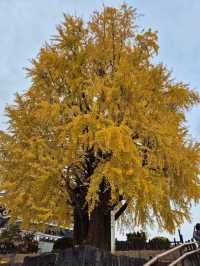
[
  {"left": 22, "top": 246, "right": 147, "bottom": 266},
  {"left": 23, "top": 253, "right": 56, "bottom": 266}
]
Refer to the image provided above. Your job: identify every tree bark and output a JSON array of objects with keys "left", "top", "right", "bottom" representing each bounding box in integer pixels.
[
  {"left": 72, "top": 179, "right": 123, "bottom": 251},
  {"left": 73, "top": 202, "right": 111, "bottom": 250},
  {"left": 87, "top": 204, "right": 111, "bottom": 250},
  {"left": 86, "top": 179, "right": 111, "bottom": 250},
  {"left": 73, "top": 186, "right": 89, "bottom": 246},
  {"left": 73, "top": 205, "right": 89, "bottom": 245}
]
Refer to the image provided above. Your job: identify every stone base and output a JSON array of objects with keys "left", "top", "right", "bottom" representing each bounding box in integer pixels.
[{"left": 22, "top": 245, "right": 147, "bottom": 266}]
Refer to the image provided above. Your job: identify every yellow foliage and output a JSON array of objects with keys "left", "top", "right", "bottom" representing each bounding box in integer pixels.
[{"left": 0, "top": 4, "right": 200, "bottom": 232}]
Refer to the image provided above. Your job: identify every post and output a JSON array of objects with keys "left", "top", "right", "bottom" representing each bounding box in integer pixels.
[
  {"left": 178, "top": 229, "right": 184, "bottom": 243},
  {"left": 111, "top": 210, "right": 115, "bottom": 253}
]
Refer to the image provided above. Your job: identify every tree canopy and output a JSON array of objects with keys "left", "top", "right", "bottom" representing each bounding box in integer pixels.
[{"left": 0, "top": 4, "right": 200, "bottom": 234}]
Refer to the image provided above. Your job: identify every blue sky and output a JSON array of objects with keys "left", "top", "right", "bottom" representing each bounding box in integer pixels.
[{"left": 0, "top": 0, "right": 200, "bottom": 241}]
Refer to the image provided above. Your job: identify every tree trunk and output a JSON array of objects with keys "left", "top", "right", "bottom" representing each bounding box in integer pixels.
[
  {"left": 87, "top": 204, "right": 111, "bottom": 250},
  {"left": 73, "top": 205, "right": 89, "bottom": 245},
  {"left": 73, "top": 186, "right": 89, "bottom": 246},
  {"left": 73, "top": 179, "right": 112, "bottom": 250},
  {"left": 87, "top": 179, "right": 111, "bottom": 250}
]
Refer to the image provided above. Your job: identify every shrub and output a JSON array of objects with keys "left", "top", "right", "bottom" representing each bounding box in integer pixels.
[
  {"left": 0, "top": 224, "right": 21, "bottom": 242},
  {"left": 148, "top": 236, "right": 170, "bottom": 250},
  {"left": 18, "top": 232, "right": 38, "bottom": 253},
  {"left": 53, "top": 237, "right": 73, "bottom": 252},
  {"left": 0, "top": 226, "right": 39, "bottom": 254},
  {"left": 126, "top": 231, "right": 147, "bottom": 249}
]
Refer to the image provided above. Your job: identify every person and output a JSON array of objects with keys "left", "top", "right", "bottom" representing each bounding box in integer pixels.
[{"left": 193, "top": 223, "right": 200, "bottom": 242}]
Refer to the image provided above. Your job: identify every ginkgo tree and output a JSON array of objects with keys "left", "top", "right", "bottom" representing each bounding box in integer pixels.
[{"left": 0, "top": 4, "right": 200, "bottom": 250}]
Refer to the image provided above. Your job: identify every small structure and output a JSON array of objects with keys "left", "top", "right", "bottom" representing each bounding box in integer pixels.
[{"left": 34, "top": 228, "right": 73, "bottom": 253}]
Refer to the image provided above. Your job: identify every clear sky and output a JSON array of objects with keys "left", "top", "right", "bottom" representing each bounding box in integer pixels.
[{"left": 0, "top": 0, "right": 200, "bottom": 241}]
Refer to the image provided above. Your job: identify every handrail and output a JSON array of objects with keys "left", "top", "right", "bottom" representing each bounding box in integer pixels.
[
  {"left": 168, "top": 248, "right": 200, "bottom": 266},
  {"left": 143, "top": 242, "right": 197, "bottom": 266}
]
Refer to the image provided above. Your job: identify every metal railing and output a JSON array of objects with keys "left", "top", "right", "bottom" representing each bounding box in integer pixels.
[
  {"left": 169, "top": 248, "right": 200, "bottom": 266},
  {"left": 143, "top": 242, "right": 198, "bottom": 266}
]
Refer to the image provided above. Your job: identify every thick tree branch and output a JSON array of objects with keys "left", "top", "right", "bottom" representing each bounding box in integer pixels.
[{"left": 115, "top": 201, "right": 128, "bottom": 220}]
